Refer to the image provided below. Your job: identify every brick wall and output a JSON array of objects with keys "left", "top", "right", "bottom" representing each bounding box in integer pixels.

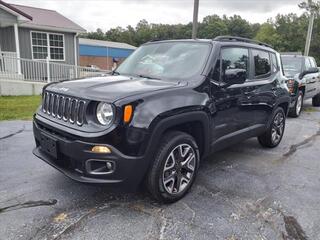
[{"left": 80, "top": 56, "right": 125, "bottom": 70}]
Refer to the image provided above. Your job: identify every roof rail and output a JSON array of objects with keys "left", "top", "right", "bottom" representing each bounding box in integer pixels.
[
  {"left": 147, "top": 39, "right": 162, "bottom": 43},
  {"left": 213, "top": 36, "right": 273, "bottom": 49},
  {"left": 280, "top": 52, "right": 303, "bottom": 56}
]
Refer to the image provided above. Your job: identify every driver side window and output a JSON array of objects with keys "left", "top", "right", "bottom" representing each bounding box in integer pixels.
[
  {"left": 212, "top": 47, "right": 249, "bottom": 84},
  {"left": 221, "top": 48, "right": 249, "bottom": 80}
]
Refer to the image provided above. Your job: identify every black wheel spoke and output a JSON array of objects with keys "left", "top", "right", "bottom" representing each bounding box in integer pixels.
[{"left": 175, "top": 174, "right": 182, "bottom": 193}]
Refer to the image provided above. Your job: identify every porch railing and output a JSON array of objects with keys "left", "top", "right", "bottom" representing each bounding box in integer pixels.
[
  {"left": 0, "top": 51, "right": 18, "bottom": 74},
  {"left": 0, "top": 54, "right": 110, "bottom": 82}
]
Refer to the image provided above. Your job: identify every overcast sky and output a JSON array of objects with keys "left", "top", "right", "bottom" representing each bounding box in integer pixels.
[{"left": 9, "top": 0, "right": 304, "bottom": 31}]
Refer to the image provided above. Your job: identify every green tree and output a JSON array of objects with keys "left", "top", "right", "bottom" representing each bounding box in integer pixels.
[
  {"left": 198, "top": 15, "right": 228, "bottom": 39},
  {"left": 79, "top": 8, "right": 320, "bottom": 64},
  {"left": 255, "top": 23, "right": 281, "bottom": 49},
  {"left": 224, "top": 15, "right": 253, "bottom": 38}
]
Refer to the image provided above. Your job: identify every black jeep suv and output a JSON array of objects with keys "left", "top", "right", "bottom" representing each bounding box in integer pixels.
[{"left": 33, "top": 36, "right": 290, "bottom": 202}]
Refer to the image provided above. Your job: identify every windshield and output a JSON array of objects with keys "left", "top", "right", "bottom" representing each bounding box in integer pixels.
[
  {"left": 281, "top": 56, "right": 303, "bottom": 76},
  {"left": 116, "top": 42, "right": 211, "bottom": 81}
]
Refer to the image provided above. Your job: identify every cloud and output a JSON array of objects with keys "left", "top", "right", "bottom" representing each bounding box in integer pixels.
[
  {"left": 119, "top": 0, "right": 301, "bottom": 12},
  {"left": 197, "top": 0, "right": 300, "bottom": 12},
  {"left": 8, "top": 0, "right": 304, "bottom": 31}
]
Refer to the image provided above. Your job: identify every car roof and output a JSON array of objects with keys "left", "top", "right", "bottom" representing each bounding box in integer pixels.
[
  {"left": 144, "top": 37, "right": 276, "bottom": 53},
  {"left": 281, "top": 55, "right": 305, "bottom": 58}
]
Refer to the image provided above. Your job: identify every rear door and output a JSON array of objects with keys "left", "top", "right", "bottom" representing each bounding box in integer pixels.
[
  {"left": 304, "top": 57, "right": 318, "bottom": 98},
  {"left": 245, "top": 49, "right": 279, "bottom": 126},
  {"left": 309, "top": 57, "right": 320, "bottom": 95}
]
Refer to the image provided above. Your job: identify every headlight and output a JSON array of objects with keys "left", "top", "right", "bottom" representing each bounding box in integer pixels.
[{"left": 96, "top": 102, "right": 114, "bottom": 126}]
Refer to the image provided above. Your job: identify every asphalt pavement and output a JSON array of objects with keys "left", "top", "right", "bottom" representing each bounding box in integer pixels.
[{"left": 0, "top": 100, "right": 319, "bottom": 240}]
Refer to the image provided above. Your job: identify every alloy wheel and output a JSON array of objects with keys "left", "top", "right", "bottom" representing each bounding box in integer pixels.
[
  {"left": 296, "top": 94, "right": 302, "bottom": 116},
  {"left": 162, "top": 144, "right": 196, "bottom": 194},
  {"left": 271, "top": 112, "right": 285, "bottom": 145}
]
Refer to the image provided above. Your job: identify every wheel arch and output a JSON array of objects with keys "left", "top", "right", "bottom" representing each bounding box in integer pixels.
[
  {"left": 299, "top": 85, "right": 306, "bottom": 96},
  {"left": 145, "top": 111, "right": 211, "bottom": 161},
  {"left": 278, "top": 101, "right": 289, "bottom": 115}
]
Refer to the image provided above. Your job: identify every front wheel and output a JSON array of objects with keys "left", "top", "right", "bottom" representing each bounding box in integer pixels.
[
  {"left": 258, "top": 107, "right": 286, "bottom": 148},
  {"left": 289, "top": 91, "right": 303, "bottom": 118},
  {"left": 146, "top": 131, "right": 200, "bottom": 203},
  {"left": 312, "top": 93, "right": 320, "bottom": 107}
]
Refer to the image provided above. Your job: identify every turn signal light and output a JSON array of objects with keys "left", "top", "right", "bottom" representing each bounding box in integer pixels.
[
  {"left": 124, "top": 105, "right": 133, "bottom": 123},
  {"left": 91, "top": 146, "right": 111, "bottom": 153}
]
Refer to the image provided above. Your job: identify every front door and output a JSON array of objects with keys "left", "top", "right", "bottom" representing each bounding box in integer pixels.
[
  {"left": 304, "top": 57, "right": 320, "bottom": 98},
  {"left": 210, "top": 46, "right": 254, "bottom": 147}
]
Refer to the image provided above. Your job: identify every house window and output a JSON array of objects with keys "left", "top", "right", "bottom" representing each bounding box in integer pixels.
[
  {"left": 49, "top": 34, "right": 64, "bottom": 60},
  {"left": 31, "top": 32, "right": 48, "bottom": 60},
  {"left": 31, "top": 31, "right": 64, "bottom": 61}
]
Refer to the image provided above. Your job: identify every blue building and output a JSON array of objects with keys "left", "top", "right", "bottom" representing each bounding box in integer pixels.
[{"left": 79, "top": 38, "right": 136, "bottom": 70}]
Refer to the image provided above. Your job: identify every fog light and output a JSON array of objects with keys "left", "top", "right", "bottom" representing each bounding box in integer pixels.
[
  {"left": 91, "top": 146, "right": 111, "bottom": 153},
  {"left": 106, "top": 162, "right": 113, "bottom": 170},
  {"left": 86, "top": 159, "right": 115, "bottom": 175}
]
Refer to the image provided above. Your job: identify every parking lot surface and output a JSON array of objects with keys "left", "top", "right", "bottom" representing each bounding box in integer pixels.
[{"left": 0, "top": 100, "right": 319, "bottom": 240}]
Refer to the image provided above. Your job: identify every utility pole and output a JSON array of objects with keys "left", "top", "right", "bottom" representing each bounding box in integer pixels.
[
  {"left": 305, "top": 11, "right": 315, "bottom": 56},
  {"left": 192, "top": 0, "right": 199, "bottom": 39},
  {"left": 299, "top": 0, "right": 317, "bottom": 56}
]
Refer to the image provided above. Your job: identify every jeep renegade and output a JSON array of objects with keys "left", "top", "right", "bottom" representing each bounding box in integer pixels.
[{"left": 33, "top": 36, "right": 290, "bottom": 202}]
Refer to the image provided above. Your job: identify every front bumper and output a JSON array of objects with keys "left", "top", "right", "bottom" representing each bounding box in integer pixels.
[{"left": 33, "top": 119, "right": 146, "bottom": 188}]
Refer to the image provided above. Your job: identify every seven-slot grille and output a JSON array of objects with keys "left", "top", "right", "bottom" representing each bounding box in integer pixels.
[{"left": 42, "top": 91, "right": 86, "bottom": 126}]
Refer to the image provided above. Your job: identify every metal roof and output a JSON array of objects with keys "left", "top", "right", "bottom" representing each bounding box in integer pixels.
[
  {"left": 79, "top": 38, "right": 137, "bottom": 50},
  {"left": 10, "top": 3, "right": 86, "bottom": 33},
  {"left": 0, "top": 0, "right": 32, "bottom": 20}
]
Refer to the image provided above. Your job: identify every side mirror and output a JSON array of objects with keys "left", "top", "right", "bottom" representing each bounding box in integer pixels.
[
  {"left": 299, "top": 67, "right": 319, "bottom": 79},
  {"left": 223, "top": 69, "right": 246, "bottom": 86}
]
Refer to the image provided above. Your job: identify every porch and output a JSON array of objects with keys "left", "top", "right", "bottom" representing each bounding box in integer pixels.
[
  {"left": 0, "top": 2, "right": 27, "bottom": 74},
  {"left": 0, "top": 19, "right": 109, "bottom": 83},
  {"left": 0, "top": 52, "right": 110, "bottom": 83},
  {"left": 0, "top": 53, "right": 110, "bottom": 96}
]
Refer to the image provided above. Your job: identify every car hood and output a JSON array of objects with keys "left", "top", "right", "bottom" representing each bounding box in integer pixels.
[{"left": 45, "top": 75, "right": 186, "bottom": 102}]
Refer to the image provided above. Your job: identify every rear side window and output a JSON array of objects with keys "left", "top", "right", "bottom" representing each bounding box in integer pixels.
[
  {"left": 309, "top": 57, "right": 317, "bottom": 68},
  {"left": 305, "top": 58, "right": 312, "bottom": 69},
  {"left": 252, "top": 50, "right": 271, "bottom": 78},
  {"left": 221, "top": 47, "right": 249, "bottom": 79},
  {"left": 271, "top": 53, "right": 278, "bottom": 73}
]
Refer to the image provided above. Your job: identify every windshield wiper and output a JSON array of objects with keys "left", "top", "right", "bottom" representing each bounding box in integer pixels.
[
  {"left": 112, "top": 70, "right": 120, "bottom": 75},
  {"left": 138, "top": 74, "right": 161, "bottom": 80}
]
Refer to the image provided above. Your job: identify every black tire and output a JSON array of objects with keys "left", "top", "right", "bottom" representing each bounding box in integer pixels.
[
  {"left": 146, "top": 131, "right": 200, "bottom": 203},
  {"left": 312, "top": 93, "right": 320, "bottom": 107},
  {"left": 258, "top": 107, "right": 286, "bottom": 148},
  {"left": 289, "top": 91, "right": 303, "bottom": 118}
]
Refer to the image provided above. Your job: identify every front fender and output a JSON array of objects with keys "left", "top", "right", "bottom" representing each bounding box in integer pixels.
[
  {"left": 133, "top": 110, "right": 211, "bottom": 183},
  {"left": 118, "top": 86, "right": 210, "bottom": 129}
]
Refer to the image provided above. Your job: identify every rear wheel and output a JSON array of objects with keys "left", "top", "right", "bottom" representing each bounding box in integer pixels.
[
  {"left": 312, "top": 93, "right": 320, "bottom": 107},
  {"left": 289, "top": 91, "right": 303, "bottom": 118},
  {"left": 258, "top": 107, "right": 286, "bottom": 148},
  {"left": 146, "top": 131, "right": 200, "bottom": 203}
]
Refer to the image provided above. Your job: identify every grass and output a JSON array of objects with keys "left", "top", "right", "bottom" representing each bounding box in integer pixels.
[
  {"left": 0, "top": 95, "right": 42, "bottom": 121},
  {"left": 304, "top": 107, "right": 319, "bottom": 113}
]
